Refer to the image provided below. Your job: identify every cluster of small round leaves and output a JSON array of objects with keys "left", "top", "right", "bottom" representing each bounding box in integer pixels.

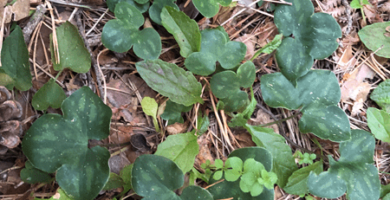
[{"left": 293, "top": 150, "right": 317, "bottom": 165}]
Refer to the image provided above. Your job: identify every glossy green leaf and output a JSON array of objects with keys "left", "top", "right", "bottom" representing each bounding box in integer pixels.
[
  {"left": 308, "top": 130, "right": 380, "bottom": 200},
  {"left": 161, "top": 100, "right": 192, "bottom": 125},
  {"left": 261, "top": 70, "right": 351, "bottom": 142},
  {"left": 229, "top": 88, "right": 256, "bottom": 127},
  {"left": 51, "top": 21, "right": 91, "bottom": 73},
  {"left": 22, "top": 87, "right": 112, "bottom": 200},
  {"left": 208, "top": 147, "right": 274, "bottom": 200},
  {"left": 20, "top": 161, "right": 52, "bottom": 184},
  {"left": 136, "top": 59, "right": 203, "bottom": 106},
  {"left": 149, "top": 0, "right": 179, "bottom": 25},
  {"left": 161, "top": 6, "right": 201, "bottom": 58},
  {"left": 181, "top": 185, "right": 213, "bottom": 200},
  {"left": 102, "top": 2, "right": 161, "bottom": 60},
  {"left": 359, "top": 21, "right": 390, "bottom": 58},
  {"left": 155, "top": 132, "right": 199, "bottom": 173},
  {"left": 106, "top": 0, "right": 150, "bottom": 13},
  {"left": 34, "top": 188, "right": 74, "bottom": 200},
  {"left": 244, "top": 125, "right": 297, "bottom": 188},
  {"left": 103, "top": 173, "right": 124, "bottom": 190},
  {"left": 370, "top": 79, "right": 390, "bottom": 113},
  {"left": 185, "top": 27, "right": 246, "bottom": 75},
  {"left": 0, "top": 25, "right": 32, "bottom": 91},
  {"left": 274, "top": 0, "right": 341, "bottom": 84},
  {"left": 251, "top": 33, "right": 283, "bottom": 61},
  {"left": 192, "top": 0, "right": 232, "bottom": 18},
  {"left": 367, "top": 107, "right": 390, "bottom": 143},
  {"left": 32, "top": 79, "right": 66, "bottom": 111},
  {"left": 131, "top": 154, "right": 183, "bottom": 200},
  {"left": 141, "top": 97, "right": 160, "bottom": 131},
  {"left": 237, "top": 61, "right": 256, "bottom": 88},
  {"left": 283, "top": 161, "right": 323, "bottom": 195}
]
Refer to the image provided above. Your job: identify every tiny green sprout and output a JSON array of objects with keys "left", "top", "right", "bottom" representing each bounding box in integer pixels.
[
  {"left": 213, "top": 159, "right": 224, "bottom": 180},
  {"left": 239, "top": 158, "right": 269, "bottom": 197},
  {"left": 294, "top": 150, "right": 316, "bottom": 165},
  {"left": 259, "top": 169, "right": 278, "bottom": 189}
]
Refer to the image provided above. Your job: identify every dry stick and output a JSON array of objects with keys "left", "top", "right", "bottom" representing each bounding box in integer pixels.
[
  {"left": 341, "top": 0, "right": 352, "bottom": 35},
  {"left": 47, "top": 1, "right": 60, "bottom": 64},
  {"left": 261, "top": 0, "right": 292, "bottom": 5},
  {"left": 356, "top": 45, "right": 386, "bottom": 80},
  {"left": 29, "top": 58, "right": 65, "bottom": 87},
  {"left": 86, "top": 8, "right": 109, "bottom": 36},
  {"left": 184, "top": 0, "right": 191, "bottom": 8},
  {"left": 23, "top": 4, "right": 47, "bottom": 44},
  {"left": 39, "top": 32, "right": 50, "bottom": 67},
  {"left": 96, "top": 49, "right": 108, "bottom": 104},
  {"left": 33, "top": 22, "right": 43, "bottom": 79},
  {"left": 28, "top": 21, "right": 42, "bottom": 52},
  {"left": 221, "top": 0, "right": 263, "bottom": 26}
]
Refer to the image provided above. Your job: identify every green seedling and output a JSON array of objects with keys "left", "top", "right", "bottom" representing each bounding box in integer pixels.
[
  {"left": 293, "top": 150, "right": 317, "bottom": 165},
  {"left": 350, "top": 0, "right": 370, "bottom": 23},
  {"left": 192, "top": 0, "right": 232, "bottom": 18},
  {"left": 141, "top": 97, "right": 160, "bottom": 131},
  {"left": 102, "top": 2, "right": 162, "bottom": 60}
]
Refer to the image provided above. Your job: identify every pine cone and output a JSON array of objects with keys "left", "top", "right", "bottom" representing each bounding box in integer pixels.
[{"left": 0, "top": 86, "right": 23, "bottom": 149}]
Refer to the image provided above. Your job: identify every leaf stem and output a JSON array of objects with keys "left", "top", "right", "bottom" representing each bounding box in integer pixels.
[{"left": 54, "top": 69, "right": 63, "bottom": 81}]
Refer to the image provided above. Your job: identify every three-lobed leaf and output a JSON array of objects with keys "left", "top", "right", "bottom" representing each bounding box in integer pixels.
[
  {"left": 51, "top": 21, "right": 91, "bottom": 73},
  {"left": 23, "top": 87, "right": 112, "bottom": 200},
  {"left": 32, "top": 79, "right": 66, "bottom": 111},
  {"left": 161, "top": 6, "right": 201, "bottom": 58},
  {"left": 192, "top": 0, "right": 232, "bottom": 18},
  {"left": 0, "top": 25, "right": 32, "bottom": 91},
  {"left": 136, "top": 59, "right": 203, "bottom": 106},
  {"left": 102, "top": 2, "right": 162, "bottom": 60},
  {"left": 261, "top": 70, "right": 351, "bottom": 142},
  {"left": 308, "top": 130, "right": 380, "bottom": 200}
]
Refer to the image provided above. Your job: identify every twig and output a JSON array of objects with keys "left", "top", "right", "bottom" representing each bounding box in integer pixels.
[
  {"left": 341, "top": 0, "right": 352, "bottom": 35},
  {"left": 47, "top": 1, "right": 60, "bottom": 64},
  {"left": 261, "top": 0, "right": 292, "bottom": 5},
  {"left": 97, "top": 49, "right": 108, "bottom": 104},
  {"left": 23, "top": 4, "right": 47, "bottom": 44},
  {"left": 86, "top": 8, "right": 108, "bottom": 36}
]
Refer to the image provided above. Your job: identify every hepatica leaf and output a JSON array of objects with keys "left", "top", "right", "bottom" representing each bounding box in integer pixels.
[
  {"left": 149, "top": 0, "right": 179, "bottom": 25},
  {"left": 274, "top": 0, "right": 341, "bottom": 84},
  {"left": 106, "top": 0, "right": 150, "bottom": 13},
  {"left": 161, "top": 6, "right": 201, "bottom": 58},
  {"left": 308, "top": 130, "right": 380, "bottom": 200},
  {"left": 161, "top": 100, "right": 192, "bottom": 125},
  {"left": 359, "top": 21, "right": 390, "bottom": 58},
  {"left": 22, "top": 87, "right": 112, "bottom": 200},
  {"left": 0, "top": 25, "right": 32, "bottom": 91},
  {"left": 20, "top": 160, "right": 52, "bottom": 184},
  {"left": 192, "top": 0, "right": 232, "bottom": 18},
  {"left": 51, "top": 21, "right": 92, "bottom": 73},
  {"left": 367, "top": 107, "right": 390, "bottom": 143},
  {"left": 32, "top": 79, "right": 66, "bottom": 111},
  {"left": 102, "top": 2, "right": 162, "bottom": 60},
  {"left": 155, "top": 132, "right": 199, "bottom": 173},
  {"left": 185, "top": 27, "right": 246, "bottom": 76},
  {"left": 261, "top": 70, "right": 351, "bottom": 142},
  {"left": 370, "top": 79, "right": 390, "bottom": 113},
  {"left": 283, "top": 161, "right": 323, "bottom": 196},
  {"left": 136, "top": 59, "right": 203, "bottom": 106}
]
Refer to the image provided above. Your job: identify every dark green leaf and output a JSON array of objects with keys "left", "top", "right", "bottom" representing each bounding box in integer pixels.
[
  {"left": 245, "top": 125, "right": 297, "bottom": 188},
  {"left": 192, "top": 0, "right": 232, "bottom": 18},
  {"left": 32, "top": 79, "right": 66, "bottom": 111},
  {"left": 210, "top": 71, "right": 240, "bottom": 99},
  {"left": 155, "top": 133, "right": 199, "bottom": 173},
  {"left": 219, "top": 90, "right": 249, "bottom": 112},
  {"left": 106, "top": 0, "right": 150, "bottom": 13},
  {"left": 180, "top": 185, "right": 213, "bottom": 200},
  {"left": 370, "top": 79, "right": 390, "bottom": 113},
  {"left": 0, "top": 25, "right": 32, "bottom": 91},
  {"left": 20, "top": 161, "right": 52, "bottom": 184},
  {"left": 149, "top": 0, "right": 179, "bottom": 25},
  {"left": 161, "top": 6, "right": 201, "bottom": 58},
  {"left": 136, "top": 59, "right": 203, "bottom": 106},
  {"left": 119, "top": 164, "right": 133, "bottom": 195},
  {"left": 283, "top": 161, "right": 323, "bottom": 195},
  {"left": 229, "top": 88, "right": 257, "bottom": 128},
  {"left": 22, "top": 87, "right": 112, "bottom": 200},
  {"left": 308, "top": 130, "right": 380, "bottom": 200},
  {"left": 51, "top": 22, "right": 91, "bottom": 73},
  {"left": 103, "top": 173, "right": 125, "bottom": 190},
  {"left": 161, "top": 100, "right": 192, "bottom": 125},
  {"left": 102, "top": 2, "right": 162, "bottom": 60},
  {"left": 237, "top": 61, "right": 256, "bottom": 88}
]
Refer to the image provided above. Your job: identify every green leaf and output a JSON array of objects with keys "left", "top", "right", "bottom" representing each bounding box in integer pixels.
[
  {"left": 141, "top": 97, "right": 160, "bottom": 131},
  {"left": 195, "top": 112, "right": 209, "bottom": 136},
  {"left": 251, "top": 33, "right": 283, "bottom": 61},
  {"left": 161, "top": 100, "right": 192, "bottom": 125},
  {"left": 136, "top": 59, "right": 203, "bottom": 106},
  {"left": 210, "top": 71, "right": 240, "bottom": 99},
  {"left": 155, "top": 133, "right": 199, "bottom": 173},
  {"left": 359, "top": 21, "right": 390, "bottom": 58},
  {"left": 385, "top": 193, "right": 390, "bottom": 200},
  {"left": 192, "top": 0, "right": 232, "bottom": 18},
  {"left": 134, "top": 0, "right": 148, "bottom": 4},
  {"left": 180, "top": 185, "right": 213, "bottom": 200},
  {"left": 34, "top": 188, "right": 74, "bottom": 200},
  {"left": 367, "top": 107, "right": 390, "bottom": 143},
  {"left": 0, "top": 72, "right": 17, "bottom": 90},
  {"left": 274, "top": 0, "right": 341, "bottom": 84},
  {"left": 102, "top": 2, "right": 162, "bottom": 60},
  {"left": 20, "top": 161, "right": 52, "bottom": 184},
  {"left": 283, "top": 161, "right": 323, "bottom": 195},
  {"left": 22, "top": 87, "right": 112, "bottom": 200},
  {"left": 308, "top": 130, "right": 380, "bottom": 200},
  {"left": 0, "top": 25, "right": 32, "bottom": 91},
  {"left": 208, "top": 147, "right": 274, "bottom": 200},
  {"left": 219, "top": 90, "right": 249, "bottom": 112},
  {"left": 224, "top": 157, "right": 243, "bottom": 182},
  {"left": 350, "top": 0, "right": 370, "bottom": 9},
  {"left": 32, "top": 79, "right": 66, "bottom": 111},
  {"left": 161, "top": 6, "right": 201, "bottom": 58},
  {"left": 261, "top": 70, "right": 351, "bottom": 142},
  {"left": 103, "top": 173, "right": 125, "bottom": 190},
  {"left": 149, "top": 0, "right": 179, "bottom": 25},
  {"left": 185, "top": 27, "right": 246, "bottom": 75},
  {"left": 51, "top": 21, "right": 91, "bottom": 73},
  {"left": 370, "top": 79, "right": 390, "bottom": 113},
  {"left": 106, "top": 0, "right": 150, "bottom": 13},
  {"left": 237, "top": 61, "right": 256, "bottom": 88},
  {"left": 229, "top": 87, "right": 256, "bottom": 128},
  {"left": 119, "top": 164, "right": 133, "bottom": 195},
  {"left": 381, "top": 184, "right": 390, "bottom": 199},
  {"left": 244, "top": 124, "right": 297, "bottom": 188},
  {"left": 131, "top": 154, "right": 183, "bottom": 200}
]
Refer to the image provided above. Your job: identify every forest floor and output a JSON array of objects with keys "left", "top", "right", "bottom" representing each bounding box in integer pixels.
[{"left": 0, "top": 0, "right": 390, "bottom": 199}]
